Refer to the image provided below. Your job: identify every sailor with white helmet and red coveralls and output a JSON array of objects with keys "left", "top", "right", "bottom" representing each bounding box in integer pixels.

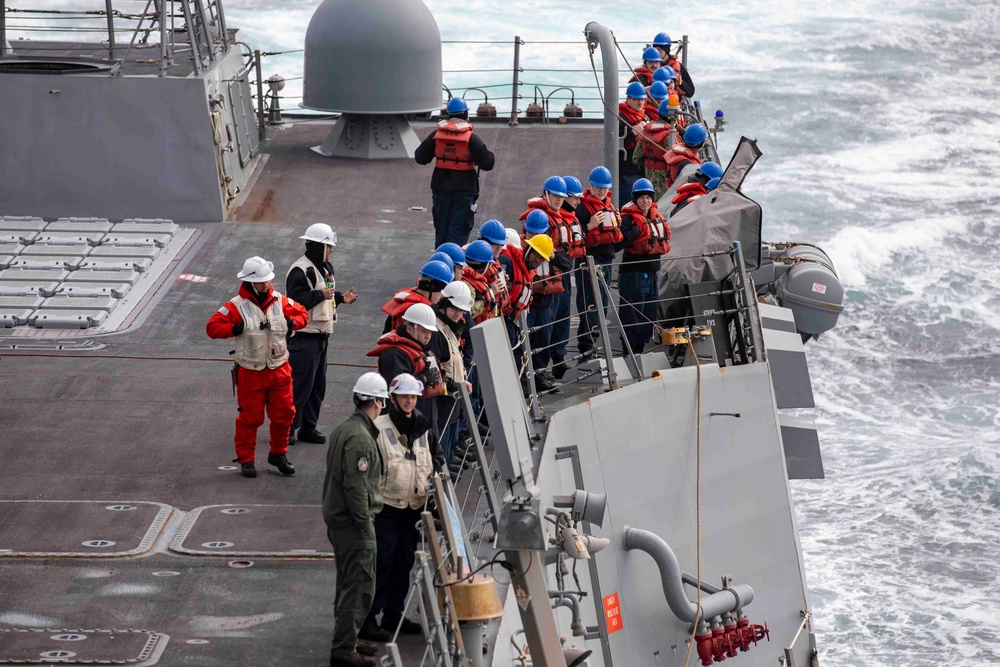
[{"left": 206, "top": 256, "right": 308, "bottom": 478}]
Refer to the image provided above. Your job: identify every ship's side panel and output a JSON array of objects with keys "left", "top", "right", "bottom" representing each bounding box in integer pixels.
[
  {"left": 0, "top": 49, "right": 253, "bottom": 222},
  {"left": 493, "top": 364, "right": 813, "bottom": 667}
]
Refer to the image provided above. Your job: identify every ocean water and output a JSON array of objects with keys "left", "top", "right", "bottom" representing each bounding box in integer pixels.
[{"left": 11, "top": 1, "right": 1000, "bottom": 665}]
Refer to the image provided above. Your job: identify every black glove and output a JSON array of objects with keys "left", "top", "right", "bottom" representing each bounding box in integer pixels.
[
  {"left": 445, "top": 378, "right": 463, "bottom": 395},
  {"left": 231, "top": 321, "right": 245, "bottom": 336},
  {"left": 285, "top": 318, "right": 294, "bottom": 331},
  {"left": 425, "top": 365, "right": 441, "bottom": 386},
  {"left": 259, "top": 320, "right": 270, "bottom": 330}
]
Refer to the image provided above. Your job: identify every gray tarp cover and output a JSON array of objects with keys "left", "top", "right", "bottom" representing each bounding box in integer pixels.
[{"left": 658, "top": 137, "right": 763, "bottom": 314}]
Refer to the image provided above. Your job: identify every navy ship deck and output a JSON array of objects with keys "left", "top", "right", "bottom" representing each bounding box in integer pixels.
[{"left": 0, "top": 120, "right": 603, "bottom": 666}]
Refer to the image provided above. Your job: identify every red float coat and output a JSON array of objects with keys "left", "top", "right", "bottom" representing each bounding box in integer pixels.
[{"left": 206, "top": 283, "right": 309, "bottom": 463}]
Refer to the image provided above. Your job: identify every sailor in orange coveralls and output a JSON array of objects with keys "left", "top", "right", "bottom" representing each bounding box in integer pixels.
[{"left": 206, "top": 256, "right": 309, "bottom": 478}]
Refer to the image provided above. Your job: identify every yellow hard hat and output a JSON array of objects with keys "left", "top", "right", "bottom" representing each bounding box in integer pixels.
[{"left": 525, "top": 234, "right": 554, "bottom": 261}]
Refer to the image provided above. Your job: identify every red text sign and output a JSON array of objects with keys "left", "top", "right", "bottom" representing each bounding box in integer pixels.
[{"left": 603, "top": 592, "right": 623, "bottom": 634}]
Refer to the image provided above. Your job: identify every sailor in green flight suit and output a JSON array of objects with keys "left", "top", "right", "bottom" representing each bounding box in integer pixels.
[{"left": 322, "top": 372, "right": 389, "bottom": 667}]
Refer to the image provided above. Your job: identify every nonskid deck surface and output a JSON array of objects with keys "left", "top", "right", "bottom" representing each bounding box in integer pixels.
[{"left": 0, "top": 122, "right": 606, "bottom": 665}]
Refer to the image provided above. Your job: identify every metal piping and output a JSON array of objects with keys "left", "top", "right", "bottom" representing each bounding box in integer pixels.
[
  {"left": 584, "top": 22, "right": 619, "bottom": 202},
  {"left": 622, "top": 526, "right": 754, "bottom": 623}
]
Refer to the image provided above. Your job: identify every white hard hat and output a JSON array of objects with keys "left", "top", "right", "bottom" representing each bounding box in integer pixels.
[
  {"left": 505, "top": 228, "right": 522, "bottom": 248},
  {"left": 401, "top": 302, "right": 438, "bottom": 332},
  {"left": 389, "top": 373, "right": 424, "bottom": 396},
  {"left": 300, "top": 223, "right": 338, "bottom": 246},
  {"left": 440, "top": 281, "right": 474, "bottom": 312},
  {"left": 353, "top": 372, "right": 389, "bottom": 399},
  {"left": 237, "top": 256, "right": 275, "bottom": 282}
]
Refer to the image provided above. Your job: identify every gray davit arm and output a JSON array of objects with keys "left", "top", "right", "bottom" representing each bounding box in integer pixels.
[{"left": 622, "top": 526, "right": 754, "bottom": 623}]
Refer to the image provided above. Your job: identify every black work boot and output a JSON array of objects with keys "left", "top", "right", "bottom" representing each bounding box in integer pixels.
[
  {"left": 267, "top": 453, "right": 295, "bottom": 476},
  {"left": 240, "top": 461, "right": 257, "bottom": 478},
  {"left": 551, "top": 357, "right": 569, "bottom": 380},
  {"left": 357, "top": 617, "right": 391, "bottom": 642},
  {"left": 355, "top": 640, "right": 379, "bottom": 657},
  {"left": 288, "top": 427, "right": 297, "bottom": 446},
  {"left": 297, "top": 426, "right": 326, "bottom": 444},
  {"left": 329, "top": 651, "right": 375, "bottom": 667}
]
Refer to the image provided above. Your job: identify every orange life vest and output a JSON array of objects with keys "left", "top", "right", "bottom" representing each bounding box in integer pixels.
[
  {"left": 434, "top": 119, "right": 475, "bottom": 171},
  {"left": 462, "top": 265, "right": 496, "bottom": 324},
  {"left": 381, "top": 288, "right": 433, "bottom": 331},
  {"left": 558, "top": 208, "right": 587, "bottom": 258},
  {"left": 671, "top": 181, "right": 708, "bottom": 207},
  {"left": 621, "top": 201, "right": 670, "bottom": 256},
  {"left": 366, "top": 331, "right": 429, "bottom": 376},
  {"left": 665, "top": 56, "right": 683, "bottom": 87},
  {"left": 640, "top": 121, "right": 674, "bottom": 171},
  {"left": 665, "top": 145, "right": 703, "bottom": 187},
  {"left": 618, "top": 102, "right": 648, "bottom": 150},
  {"left": 580, "top": 190, "right": 624, "bottom": 247},
  {"left": 629, "top": 67, "right": 654, "bottom": 86},
  {"left": 499, "top": 245, "right": 536, "bottom": 319}
]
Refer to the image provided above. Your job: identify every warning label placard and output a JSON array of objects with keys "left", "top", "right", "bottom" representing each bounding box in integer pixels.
[{"left": 603, "top": 592, "right": 623, "bottom": 634}]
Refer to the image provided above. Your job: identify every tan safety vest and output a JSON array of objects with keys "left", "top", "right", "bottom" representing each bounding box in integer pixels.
[
  {"left": 435, "top": 314, "right": 466, "bottom": 383},
  {"left": 231, "top": 294, "right": 289, "bottom": 370},
  {"left": 287, "top": 256, "right": 336, "bottom": 335},
  {"left": 375, "top": 413, "right": 434, "bottom": 510}
]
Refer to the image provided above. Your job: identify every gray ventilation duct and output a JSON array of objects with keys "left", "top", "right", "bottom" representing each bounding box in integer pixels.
[{"left": 623, "top": 526, "right": 754, "bottom": 623}]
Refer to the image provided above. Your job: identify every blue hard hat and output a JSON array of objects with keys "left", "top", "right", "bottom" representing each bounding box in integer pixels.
[
  {"left": 706, "top": 177, "right": 721, "bottom": 191},
  {"left": 542, "top": 175, "right": 568, "bottom": 197},
  {"left": 649, "top": 81, "right": 669, "bottom": 100},
  {"left": 642, "top": 47, "right": 663, "bottom": 63},
  {"left": 652, "top": 32, "right": 672, "bottom": 48},
  {"left": 653, "top": 66, "right": 676, "bottom": 82},
  {"left": 478, "top": 219, "right": 507, "bottom": 245},
  {"left": 588, "top": 166, "right": 613, "bottom": 189},
  {"left": 436, "top": 242, "right": 466, "bottom": 267},
  {"left": 631, "top": 178, "right": 655, "bottom": 195},
  {"left": 697, "top": 161, "right": 723, "bottom": 180},
  {"left": 563, "top": 175, "right": 584, "bottom": 197},
  {"left": 626, "top": 81, "right": 647, "bottom": 100},
  {"left": 524, "top": 209, "right": 550, "bottom": 234},
  {"left": 683, "top": 123, "right": 709, "bottom": 146},
  {"left": 446, "top": 97, "right": 468, "bottom": 114},
  {"left": 465, "top": 240, "right": 494, "bottom": 265},
  {"left": 420, "top": 259, "right": 454, "bottom": 284},
  {"left": 658, "top": 99, "right": 675, "bottom": 116},
  {"left": 429, "top": 251, "right": 455, "bottom": 272}
]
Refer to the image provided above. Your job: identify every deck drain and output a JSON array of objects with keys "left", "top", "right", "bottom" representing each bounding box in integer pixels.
[
  {"left": 152, "top": 571, "right": 181, "bottom": 577},
  {"left": 228, "top": 560, "right": 254, "bottom": 569},
  {"left": 40, "top": 651, "right": 77, "bottom": 659},
  {"left": 50, "top": 634, "right": 88, "bottom": 641},
  {"left": 82, "top": 540, "right": 116, "bottom": 548},
  {"left": 186, "top": 639, "right": 210, "bottom": 645},
  {"left": 217, "top": 465, "right": 238, "bottom": 471},
  {"left": 201, "top": 541, "right": 234, "bottom": 549},
  {"left": 106, "top": 504, "right": 137, "bottom": 511},
  {"left": 220, "top": 508, "right": 251, "bottom": 515}
]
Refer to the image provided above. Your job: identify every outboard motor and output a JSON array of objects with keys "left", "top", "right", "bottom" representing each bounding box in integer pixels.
[{"left": 751, "top": 242, "right": 845, "bottom": 342}]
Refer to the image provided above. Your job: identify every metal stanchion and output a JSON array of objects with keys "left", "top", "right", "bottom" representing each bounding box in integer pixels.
[
  {"left": 519, "top": 310, "right": 544, "bottom": 422},
  {"left": 585, "top": 256, "right": 619, "bottom": 390}
]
